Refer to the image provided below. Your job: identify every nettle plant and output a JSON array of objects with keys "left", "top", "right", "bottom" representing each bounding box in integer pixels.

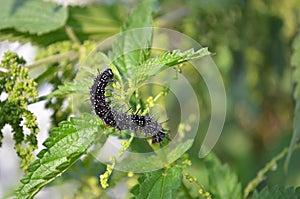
[{"left": 0, "top": 0, "right": 300, "bottom": 199}]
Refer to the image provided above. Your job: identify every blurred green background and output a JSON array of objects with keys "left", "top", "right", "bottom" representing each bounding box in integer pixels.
[{"left": 157, "top": 0, "right": 300, "bottom": 188}]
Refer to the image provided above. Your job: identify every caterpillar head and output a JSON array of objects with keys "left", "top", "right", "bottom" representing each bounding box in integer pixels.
[{"left": 100, "top": 68, "right": 114, "bottom": 83}]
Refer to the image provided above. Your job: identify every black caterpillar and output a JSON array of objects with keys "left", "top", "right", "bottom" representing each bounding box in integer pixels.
[{"left": 90, "top": 68, "right": 166, "bottom": 143}]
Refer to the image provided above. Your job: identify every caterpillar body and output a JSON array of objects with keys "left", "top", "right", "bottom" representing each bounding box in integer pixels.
[{"left": 90, "top": 68, "right": 166, "bottom": 143}]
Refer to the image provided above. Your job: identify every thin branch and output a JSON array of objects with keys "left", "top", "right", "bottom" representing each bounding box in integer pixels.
[
  {"left": 65, "top": 26, "right": 81, "bottom": 45},
  {"left": 181, "top": 182, "right": 194, "bottom": 199},
  {"left": 243, "top": 143, "right": 300, "bottom": 198},
  {"left": 26, "top": 51, "right": 78, "bottom": 69},
  {"left": 29, "top": 95, "right": 48, "bottom": 104}
]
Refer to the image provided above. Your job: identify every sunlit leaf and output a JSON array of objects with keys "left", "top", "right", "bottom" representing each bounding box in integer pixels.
[
  {"left": 0, "top": 0, "right": 67, "bottom": 35},
  {"left": 109, "top": 0, "right": 155, "bottom": 77},
  {"left": 132, "top": 48, "right": 211, "bottom": 87},
  {"left": 16, "top": 114, "right": 101, "bottom": 199},
  {"left": 130, "top": 167, "right": 182, "bottom": 199},
  {"left": 47, "top": 79, "right": 91, "bottom": 98},
  {"left": 116, "top": 139, "right": 193, "bottom": 172},
  {"left": 0, "top": 4, "right": 124, "bottom": 46},
  {"left": 204, "top": 153, "right": 242, "bottom": 199}
]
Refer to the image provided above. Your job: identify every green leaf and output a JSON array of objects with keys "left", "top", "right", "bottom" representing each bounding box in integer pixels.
[
  {"left": 132, "top": 48, "right": 211, "bottom": 87},
  {"left": 46, "top": 51, "right": 112, "bottom": 99},
  {"left": 68, "top": 5, "right": 122, "bottom": 35},
  {"left": 131, "top": 167, "right": 182, "bottom": 199},
  {"left": 285, "top": 32, "right": 300, "bottom": 171},
  {"left": 0, "top": 4, "right": 123, "bottom": 46},
  {"left": 252, "top": 186, "right": 300, "bottom": 199},
  {"left": 204, "top": 153, "right": 242, "bottom": 199},
  {"left": 0, "top": 0, "right": 67, "bottom": 35},
  {"left": 16, "top": 113, "right": 101, "bottom": 199},
  {"left": 115, "top": 139, "right": 193, "bottom": 172},
  {"left": 109, "top": 0, "right": 155, "bottom": 77},
  {"left": 0, "top": 28, "right": 72, "bottom": 46},
  {"left": 47, "top": 79, "right": 91, "bottom": 98}
]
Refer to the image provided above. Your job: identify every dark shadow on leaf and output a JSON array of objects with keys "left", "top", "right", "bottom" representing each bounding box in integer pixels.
[
  {"left": 53, "top": 5, "right": 63, "bottom": 13},
  {"left": 9, "top": 0, "right": 26, "bottom": 16}
]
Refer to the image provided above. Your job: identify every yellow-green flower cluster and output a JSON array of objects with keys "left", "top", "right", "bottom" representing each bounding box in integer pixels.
[{"left": 0, "top": 51, "right": 39, "bottom": 172}]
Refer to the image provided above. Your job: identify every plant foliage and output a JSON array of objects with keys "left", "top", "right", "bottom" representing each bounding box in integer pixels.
[
  {"left": 204, "top": 153, "right": 242, "bottom": 199},
  {"left": 0, "top": 51, "right": 39, "bottom": 171},
  {"left": 0, "top": 1, "right": 123, "bottom": 45},
  {"left": 130, "top": 167, "right": 183, "bottom": 199},
  {"left": 252, "top": 186, "right": 300, "bottom": 199},
  {"left": 16, "top": 114, "right": 100, "bottom": 199},
  {"left": 0, "top": 0, "right": 67, "bottom": 35},
  {"left": 11, "top": 0, "right": 211, "bottom": 197},
  {"left": 285, "top": 32, "right": 300, "bottom": 170},
  {"left": 109, "top": 0, "right": 154, "bottom": 78},
  {"left": 0, "top": 0, "right": 299, "bottom": 198}
]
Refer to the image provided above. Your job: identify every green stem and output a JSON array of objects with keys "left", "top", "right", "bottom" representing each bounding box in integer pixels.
[
  {"left": 99, "top": 133, "right": 134, "bottom": 189},
  {"left": 243, "top": 143, "right": 300, "bottom": 198},
  {"left": 183, "top": 172, "right": 211, "bottom": 199},
  {"left": 181, "top": 182, "right": 193, "bottom": 199},
  {"left": 29, "top": 95, "right": 48, "bottom": 104},
  {"left": 153, "top": 92, "right": 163, "bottom": 102},
  {"left": 26, "top": 51, "right": 78, "bottom": 69},
  {"left": 65, "top": 26, "right": 81, "bottom": 46}
]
